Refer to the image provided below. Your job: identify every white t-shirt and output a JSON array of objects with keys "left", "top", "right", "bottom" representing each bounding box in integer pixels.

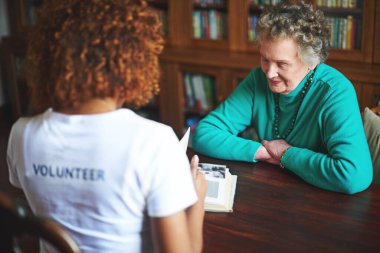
[{"left": 7, "top": 108, "right": 197, "bottom": 253}]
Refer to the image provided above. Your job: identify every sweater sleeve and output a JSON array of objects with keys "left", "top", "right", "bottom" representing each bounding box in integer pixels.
[
  {"left": 192, "top": 71, "right": 262, "bottom": 162},
  {"left": 282, "top": 79, "right": 373, "bottom": 194}
]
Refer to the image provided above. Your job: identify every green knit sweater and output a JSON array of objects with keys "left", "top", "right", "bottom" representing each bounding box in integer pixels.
[{"left": 192, "top": 64, "right": 372, "bottom": 194}]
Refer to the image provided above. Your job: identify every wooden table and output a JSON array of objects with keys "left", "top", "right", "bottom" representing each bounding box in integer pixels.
[{"left": 187, "top": 149, "right": 380, "bottom": 253}]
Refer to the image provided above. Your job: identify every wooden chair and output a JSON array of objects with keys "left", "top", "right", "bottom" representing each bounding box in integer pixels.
[
  {"left": 362, "top": 107, "right": 380, "bottom": 184},
  {"left": 370, "top": 107, "right": 380, "bottom": 183},
  {"left": 371, "top": 106, "right": 380, "bottom": 117},
  {"left": 0, "top": 192, "right": 81, "bottom": 253}
]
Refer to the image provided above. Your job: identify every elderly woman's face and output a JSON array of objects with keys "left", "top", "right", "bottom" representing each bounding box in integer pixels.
[{"left": 259, "top": 38, "right": 310, "bottom": 94}]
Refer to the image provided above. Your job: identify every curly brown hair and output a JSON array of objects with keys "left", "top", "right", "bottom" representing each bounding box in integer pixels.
[
  {"left": 255, "top": 0, "right": 330, "bottom": 66},
  {"left": 26, "top": 0, "right": 164, "bottom": 113}
]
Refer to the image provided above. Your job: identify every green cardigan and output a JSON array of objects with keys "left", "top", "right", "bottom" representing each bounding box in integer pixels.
[{"left": 192, "top": 64, "right": 372, "bottom": 194}]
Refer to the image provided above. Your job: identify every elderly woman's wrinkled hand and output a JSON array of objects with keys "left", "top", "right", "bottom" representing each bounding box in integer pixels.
[
  {"left": 261, "top": 139, "right": 292, "bottom": 164},
  {"left": 254, "top": 145, "right": 278, "bottom": 164}
]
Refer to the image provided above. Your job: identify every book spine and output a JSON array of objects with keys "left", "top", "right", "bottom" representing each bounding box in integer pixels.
[
  {"left": 341, "top": 18, "right": 347, "bottom": 49},
  {"left": 209, "top": 10, "right": 217, "bottom": 40},
  {"left": 193, "top": 11, "right": 202, "bottom": 39},
  {"left": 346, "top": 15, "right": 352, "bottom": 50},
  {"left": 248, "top": 16, "right": 254, "bottom": 42},
  {"left": 348, "top": 0, "right": 356, "bottom": 8},
  {"left": 202, "top": 11, "right": 210, "bottom": 39},
  {"left": 252, "top": 15, "right": 258, "bottom": 40},
  {"left": 202, "top": 76, "right": 215, "bottom": 110},
  {"left": 333, "top": 17, "right": 339, "bottom": 49},
  {"left": 326, "top": 17, "right": 333, "bottom": 48},
  {"left": 184, "top": 73, "right": 195, "bottom": 109},
  {"left": 191, "top": 74, "right": 207, "bottom": 112}
]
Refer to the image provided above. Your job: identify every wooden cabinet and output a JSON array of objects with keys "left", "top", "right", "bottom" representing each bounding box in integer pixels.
[
  {"left": 1, "top": 0, "right": 380, "bottom": 133},
  {"left": 316, "top": 1, "right": 375, "bottom": 63},
  {"left": 0, "top": 0, "right": 43, "bottom": 120},
  {"left": 374, "top": 0, "right": 380, "bottom": 64},
  {"left": 362, "top": 84, "right": 380, "bottom": 108},
  {"left": 6, "top": 0, "right": 43, "bottom": 36},
  {"left": 0, "top": 36, "right": 28, "bottom": 121}
]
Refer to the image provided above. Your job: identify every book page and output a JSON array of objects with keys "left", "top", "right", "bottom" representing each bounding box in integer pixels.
[
  {"left": 179, "top": 131, "right": 237, "bottom": 212},
  {"left": 205, "top": 174, "right": 236, "bottom": 212},
  {"left": 198, "top": 163, "right": 228, "bottom": 205},
  {"left": 179, "top": 127, "right": 191, "bottom": 152}
]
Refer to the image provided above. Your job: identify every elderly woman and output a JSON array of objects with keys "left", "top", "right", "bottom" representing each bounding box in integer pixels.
[
  {"left": 192, "top": 1, "right": 372, "bottom": 194},
  {"left": 7, "top": 0, "right": 206, "bottom": 252}
]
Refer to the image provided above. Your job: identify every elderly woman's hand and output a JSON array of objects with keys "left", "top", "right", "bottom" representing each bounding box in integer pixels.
[
  {"left": 254, "top": 145, "right": 278, "bottom": 164},
  {"left": 261, "top": 139, "right": 292, "bottom": 165}
]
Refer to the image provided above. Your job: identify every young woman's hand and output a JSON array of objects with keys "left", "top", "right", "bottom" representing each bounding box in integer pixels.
[
  {"left": 151, "top": 155, "right": 207, "bottom": 253},
  {"left": 190, "top": 155, "right": 207, "bottom": 202}
]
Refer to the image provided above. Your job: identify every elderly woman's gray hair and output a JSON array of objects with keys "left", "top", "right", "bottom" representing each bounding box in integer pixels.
[{"left": 255, "top": 1, "right": 330, "bottom": 66}]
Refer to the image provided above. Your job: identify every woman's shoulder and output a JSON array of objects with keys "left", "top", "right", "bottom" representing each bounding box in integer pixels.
[
  {"left": 117, "top": 108, "right": 178, "bottom": 142},
  {"left": 248, "top": 67, "right": 266, "bottom": 79},
  {"left": 314, "top": 64, "right": 354, "bottom": 93},
  {"left": 11, "top": 111, "right": 46, "bottom": 131},
  {"left": 316, "top": 64, "right": 351, "bottom": 86},
  {"left": 119, "top": 109, "right": 173, "bottom": 131},
  {"left": 313, "top": 64, "right": 358, "bottom": 109},
  {"left": 238, "top": 67, "right": 267, "bottom": 90}
]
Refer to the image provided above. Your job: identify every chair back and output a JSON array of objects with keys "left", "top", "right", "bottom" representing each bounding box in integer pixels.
[
  {"left": 0, "top": 192, "right": 81, "bottom": 253},
  {"left": 363, "top": 107, "right": 380, "bottom": 184}
]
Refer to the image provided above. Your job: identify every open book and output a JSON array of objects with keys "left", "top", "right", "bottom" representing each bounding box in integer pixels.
[{"left": 180, "top": 128, "right": 237, "bottom": 212}]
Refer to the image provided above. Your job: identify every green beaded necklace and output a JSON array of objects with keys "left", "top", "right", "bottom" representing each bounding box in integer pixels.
[{"left": 272, "top": 69, "right": 316, "bottom": 139}]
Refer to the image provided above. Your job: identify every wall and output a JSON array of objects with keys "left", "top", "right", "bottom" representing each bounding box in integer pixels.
[{"left": 0, "top": 0, "right": 10, "bottom": 106}]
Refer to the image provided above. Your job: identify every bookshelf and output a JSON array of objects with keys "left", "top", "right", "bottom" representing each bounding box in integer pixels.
[
  {"left": 0, "top": 36, "right": 29, "bottom": 121},
  {"left": 6, "top": 0, "right": 43, "bottom": 36},
  {"left": 181, "top": 68, "right": 221, "bottom": 132},
  {"left": 1, "top": 0, "right": 380, "bottom": 135},
  {"left": 191, "top": 0, "right": 229, "bottom": 50}
]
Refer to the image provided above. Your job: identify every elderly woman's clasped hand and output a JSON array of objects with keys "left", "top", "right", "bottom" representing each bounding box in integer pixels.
[{"left": 255, "top": 139, "right": 291, "bottom": 166}]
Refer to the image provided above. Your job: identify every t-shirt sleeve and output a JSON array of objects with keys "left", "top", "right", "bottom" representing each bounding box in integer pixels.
[
  {"left": 7, "top": 121, "right": 23, "bottom": 188},
  {"left": 144, "top": 128, "right": 198, "bottom": 217}
]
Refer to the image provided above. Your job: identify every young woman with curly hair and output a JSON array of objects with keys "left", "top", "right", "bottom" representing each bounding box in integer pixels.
[{"left": 7, "top": 1, "right": 206, "bottom": 252}]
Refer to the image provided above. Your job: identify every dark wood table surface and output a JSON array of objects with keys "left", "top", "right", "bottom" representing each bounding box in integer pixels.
[{"left": 187, "top": 149, "right": 380, "bottom": 253}]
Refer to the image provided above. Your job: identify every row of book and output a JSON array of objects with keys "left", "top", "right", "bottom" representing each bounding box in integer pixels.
[
  {"left": 249, "top": 0, "right": 282, "bottom": 5},
  {"left": 193, "top": 10, "right": 228, "bottom": 40},
  {"left": 193, "top": 0, "right": 226, "bottom": 6},
  {"left": 250, "top": 0, "right": 360, "bottom": 8},
  {"left": 316, "top": 0, "right": 361, "bottom": 8},
  {"left": 183, "top": 73, "right": 217, "bottom": 113},
  {"left": 326, "top": 15, "right": 361, "bottom": 50}
]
